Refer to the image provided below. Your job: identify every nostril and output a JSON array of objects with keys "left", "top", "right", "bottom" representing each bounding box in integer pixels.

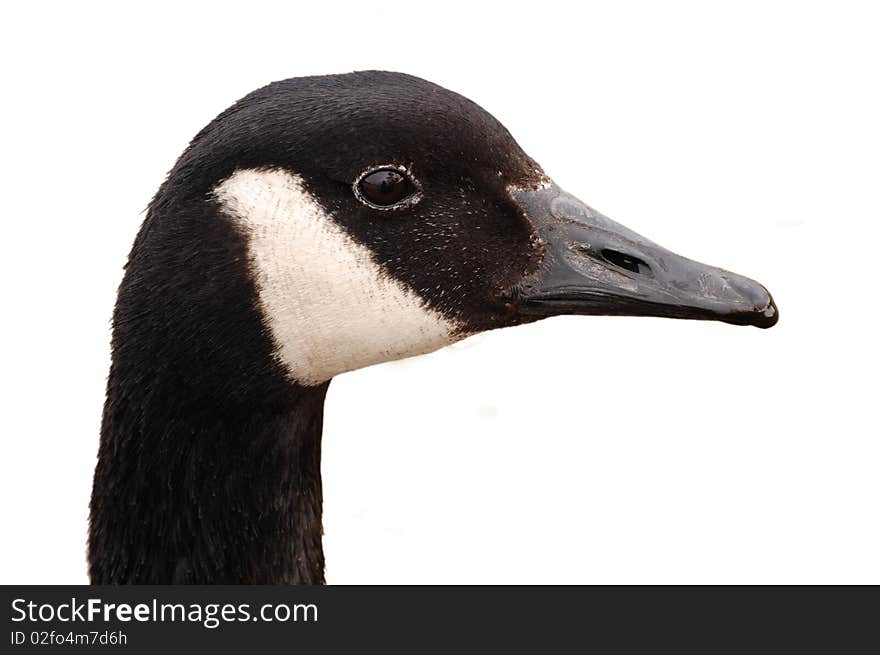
[{"left": 601, "top": 249, "right": 653, "bottom": 277}]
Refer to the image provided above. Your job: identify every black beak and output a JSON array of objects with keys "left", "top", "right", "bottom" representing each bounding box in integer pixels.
[{"left": 510, "top": 184, "right": 778, "bottom": 329}]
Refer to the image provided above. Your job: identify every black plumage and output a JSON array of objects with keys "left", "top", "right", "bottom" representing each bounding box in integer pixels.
[
  {"left": 89, "top": 70, "right": 777, "bottom": 584},
  {"left": 89, "top": 72, "right": 546, "bottom": 583}
]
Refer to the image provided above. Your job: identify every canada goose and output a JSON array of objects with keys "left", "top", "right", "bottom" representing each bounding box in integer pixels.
[{"left": 88, "top": 71, "right": 778, "bottom": 584}]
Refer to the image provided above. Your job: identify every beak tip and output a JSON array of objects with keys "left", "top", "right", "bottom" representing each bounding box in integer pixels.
[
  {"left": 750, "top": 283, "right": 779, "bottom": 329},
  {"left": 724, "top": 276, "right": 778, "bottom": 328},
  {"left": 758, "top": 296, "right": 779, "bottom": 328},
  {"left": 725, "top": 292, "right": 779, "bottom": 329}
]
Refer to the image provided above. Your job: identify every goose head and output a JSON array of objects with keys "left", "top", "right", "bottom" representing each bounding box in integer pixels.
[
  {"left": 91, "top": 71, "right": 778, "bottom": 584},
  {"left": 186, "top": 71, "right": 777, "bottom": 386}
]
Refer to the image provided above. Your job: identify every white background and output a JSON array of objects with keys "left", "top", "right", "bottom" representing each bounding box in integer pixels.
[{"left": 1, "top": 1, "right": 878, "bottom": 584}]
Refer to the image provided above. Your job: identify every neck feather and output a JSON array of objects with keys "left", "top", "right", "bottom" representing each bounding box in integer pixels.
[
  {"left": 89, "top": 381, "right": 329, "bottom": 584},
  {"left": 89, "top": 194, "right": 330, "bottom": 584}
]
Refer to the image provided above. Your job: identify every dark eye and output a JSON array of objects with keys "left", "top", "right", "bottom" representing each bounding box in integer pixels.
[{"left": 356, "top": 168, "right": 416, "bottom": 208}]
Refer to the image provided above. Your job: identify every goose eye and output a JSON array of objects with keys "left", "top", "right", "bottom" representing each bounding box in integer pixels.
[{"left": 357, "top": 168, "right": 415, "bottom": 208}]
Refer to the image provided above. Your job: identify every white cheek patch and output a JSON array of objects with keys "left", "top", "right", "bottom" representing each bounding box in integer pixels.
[{"left": 213, "top": 168, "right": 460, "bottom": 386}]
